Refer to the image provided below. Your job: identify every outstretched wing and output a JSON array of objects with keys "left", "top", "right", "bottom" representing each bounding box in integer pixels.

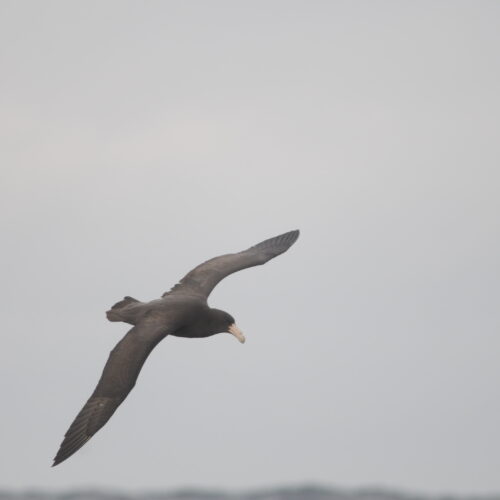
[
  {"left": 165, "top": 229, "right": 300, "bottom": 299},
  {"left": 53, "top": 319, "right": 168, "bottom": 466}
]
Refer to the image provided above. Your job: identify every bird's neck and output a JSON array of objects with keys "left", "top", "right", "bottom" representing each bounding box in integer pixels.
[{"left": 173, "top": 308, "right": 222, "bottom": 339}]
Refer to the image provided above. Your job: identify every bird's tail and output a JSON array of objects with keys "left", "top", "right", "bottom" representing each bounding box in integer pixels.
[{"left": 106, "top": 296, "right": 140, "bottom": 322}]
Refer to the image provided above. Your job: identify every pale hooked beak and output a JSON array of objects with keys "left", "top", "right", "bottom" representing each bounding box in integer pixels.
[{"left": 228, "top": 323, "right": 246, "bottom": 344}]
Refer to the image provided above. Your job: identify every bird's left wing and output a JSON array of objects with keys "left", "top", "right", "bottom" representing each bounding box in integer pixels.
[
  {"left": 164, "top": 230, "right": 300, "bottom": 299},
  {"left": 53, "top": 317, "right": 170, "bottom": 466}
]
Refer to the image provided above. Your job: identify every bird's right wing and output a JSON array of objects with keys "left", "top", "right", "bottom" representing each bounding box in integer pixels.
[
  {"left": 164, "top": 230, "right": 300, "bottom": 299},
  {"left": 53, "top": 317, "right": 169, "bottom": 466}
]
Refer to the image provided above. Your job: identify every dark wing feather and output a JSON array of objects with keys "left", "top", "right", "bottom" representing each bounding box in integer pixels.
[
  {"left": 53, "top": 319, "right": 168, "bottom": 466},
  {"left": 165, "top": 229, "right": 299, "bottom": 299}
]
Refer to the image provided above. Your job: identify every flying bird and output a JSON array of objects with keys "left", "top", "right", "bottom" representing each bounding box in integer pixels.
[{"left": 53, "top": 229, "right": 299, "bottom": 466}]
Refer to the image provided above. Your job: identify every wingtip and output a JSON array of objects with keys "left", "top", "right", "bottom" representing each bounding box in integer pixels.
[
  {"left": 282, "top": 229, "right": 300, "bottom": 244},
  {"left": 52, "top": 450, "right": 66, "bottom": 467}
]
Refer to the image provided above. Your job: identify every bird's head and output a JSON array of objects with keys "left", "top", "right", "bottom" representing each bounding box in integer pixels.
[{"left": 209, "top": 309, "right": 246, "bottom": 344}]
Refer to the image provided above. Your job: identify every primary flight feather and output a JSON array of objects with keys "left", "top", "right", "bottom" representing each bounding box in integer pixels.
[{"left": 53, "top": 229, "right": 299, "bottom": 466}]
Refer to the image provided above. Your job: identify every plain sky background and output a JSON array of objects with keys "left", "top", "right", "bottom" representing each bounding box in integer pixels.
[{"left": 1, "top": 0, "right": 499, "bottom": 495}]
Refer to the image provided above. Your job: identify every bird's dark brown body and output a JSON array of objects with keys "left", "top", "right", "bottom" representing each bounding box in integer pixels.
[{"left": 53, "top": 230, "right": 299, "bottom": 466}]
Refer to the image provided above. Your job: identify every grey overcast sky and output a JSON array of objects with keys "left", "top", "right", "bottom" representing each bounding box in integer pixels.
[{"left": 1, "top": 0, "right": 499, "bottom": 495}]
